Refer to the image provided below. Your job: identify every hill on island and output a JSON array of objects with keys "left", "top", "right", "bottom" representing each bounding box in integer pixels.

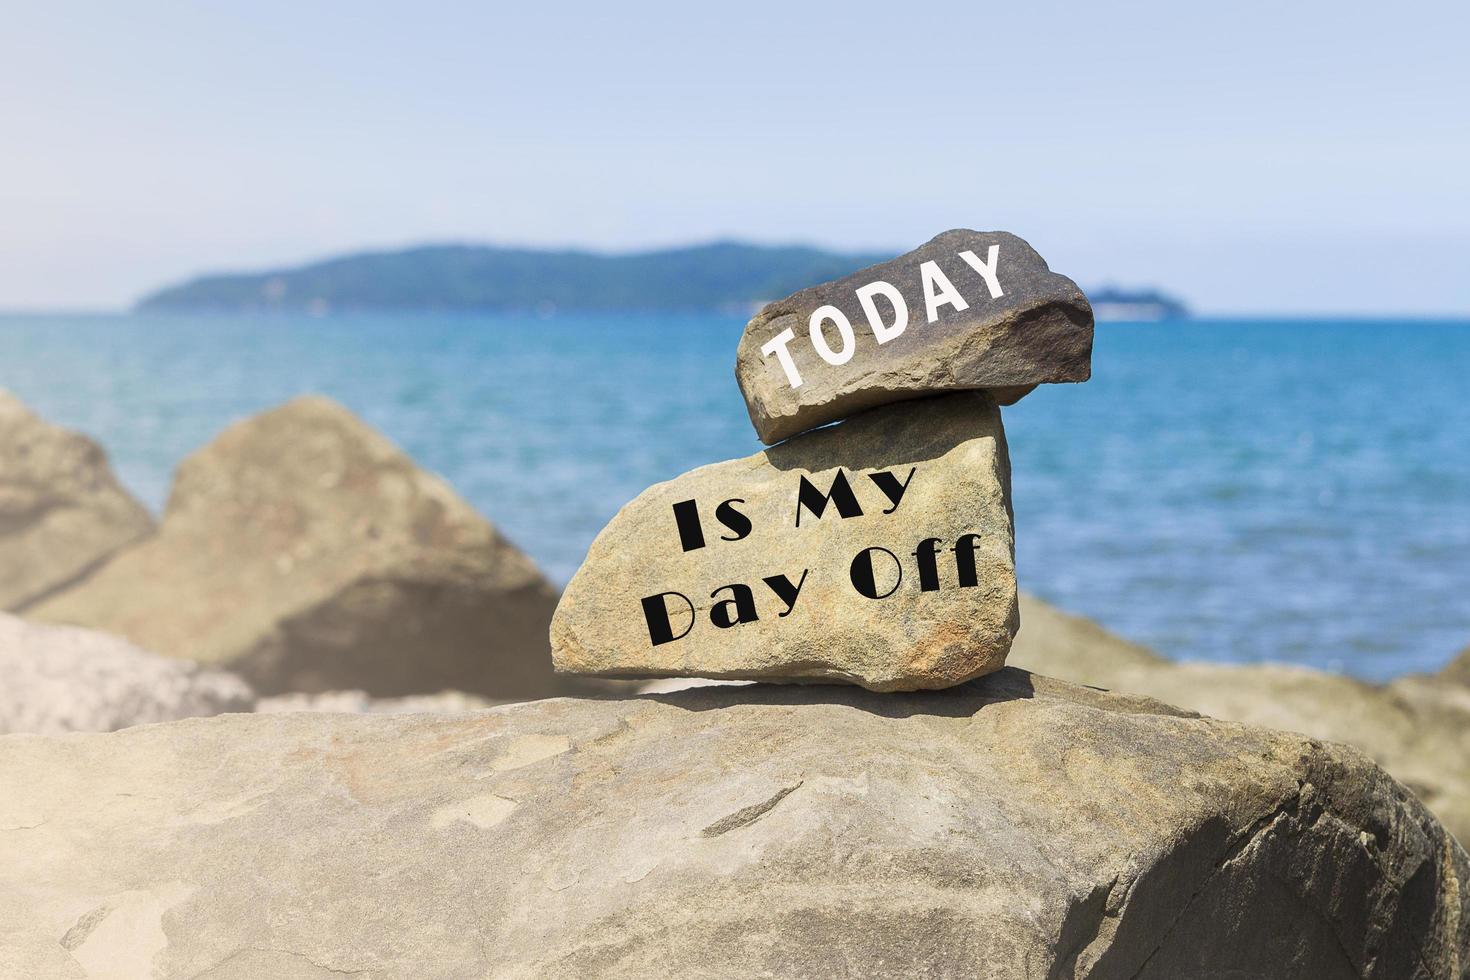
[{"left": 135, "top": 242, "right": 894, "bottom": 314}]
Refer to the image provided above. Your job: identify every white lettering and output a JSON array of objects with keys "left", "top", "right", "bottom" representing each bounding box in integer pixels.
[
  {"left": 957, "top": 245, "right": 1003, "bottom": 298},
  {"left": 809, "top": 305, "right": 856, "bottom": 365},
  {"left": 919, "top": 261, "right": 969, "bottom": 323},
  {"left": 855, "top": 280, "right": 909, "bottom": 344},
  {"left": 760, "top": 327, "right": 804, "bottom": 388}
]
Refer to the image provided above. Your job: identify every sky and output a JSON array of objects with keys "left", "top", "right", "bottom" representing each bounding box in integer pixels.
[{"left": 2, "top": 1, "right": 1467, "bottom": 314}]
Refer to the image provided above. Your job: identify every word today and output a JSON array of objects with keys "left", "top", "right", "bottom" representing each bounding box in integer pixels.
[{"left": 759, "top": 244, "right": 1004, "bottom": 390}]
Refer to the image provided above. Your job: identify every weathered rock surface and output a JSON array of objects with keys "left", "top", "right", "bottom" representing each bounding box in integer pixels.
[
  {"left": 735, "top": 229, "right": 1093, "bottom": 444},
  {"left": 0, "top": 390, "right": 154, "bottom": 611},
  {"left": 0, "top": 613, "right": 253, "bottom": 735},
  {"left": 28, "top": 396, "right": 585, "bottom": 700},
  {"left": 553, "top": 392, "right": 1017, "bottom": 691},
  {"left": 1, "top": 669, "right": 1465, "bottom": 978},
  {"left": 1011, "top": 593, "right": 1470, "bottom": 846}
]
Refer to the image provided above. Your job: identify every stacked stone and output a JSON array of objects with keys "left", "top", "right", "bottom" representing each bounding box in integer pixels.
[{"left": 553, "top": 229, "right": 1093, "bottom": 691}]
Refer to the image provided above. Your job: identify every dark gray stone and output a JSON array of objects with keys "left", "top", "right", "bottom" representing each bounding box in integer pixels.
[{"left": 735, "top": 229, "right": 1093, "bottom": 444}]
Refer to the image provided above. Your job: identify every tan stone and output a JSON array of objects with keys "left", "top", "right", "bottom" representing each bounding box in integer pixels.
[
  {"left": 735, "top": 229, "right": 1092, "bottom": 444},
  {"left": 0, "top": 670, "right": 1464, "bottom": 978},
  {"left": 1010, "top": 592, "right": 1470, "bottom": 846},
  {"left": 29, "top": 396, "right": 591, "bottom": 700},
  {"left": 553, "top": 392, "right": 1017, "bottom": 691},
  {"left": 0, "top": 390, "right": 153, "bottom": 611}
]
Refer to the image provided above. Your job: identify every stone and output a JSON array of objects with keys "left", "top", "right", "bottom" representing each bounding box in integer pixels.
[
  {"left": 1010, "top": 592, "right": 1470, "bottom": 847},
  {"left": 254, "top": 689, "right": 502, "bottom": 714},
  {"left": 735, "top": 229, "right": 1093, "bottom": 444},
  {"left": 1, "top": 669, "right": 1465, "bottom": 978},
  {"left": 28, "top": 396, "right": 591, "bottom": 700},
  {"left": 1440, "top": 642, "right": 1470, "bottom": 686},
  {"left": 0, "top": 613, "right": 254, "bottom": 735},
  {"left": 552, "top": 391, "right": 1017, "bottom": 691},
  {"left": 0, "top": 390, "right": 154, "bottom": 611}
]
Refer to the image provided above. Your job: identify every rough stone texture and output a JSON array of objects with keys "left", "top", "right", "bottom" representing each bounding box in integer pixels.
[
  {"left": 2, "top": 669, "right": 1466, "bottom": 978},
  {"left": 735, "top": 229, "right": 1093, "bottom": 444},
  {"left": 0, "top": 390, "right": 154, "bottom": 611},
  {"left": 1011, "top": 592, "right": 1470, "bottom": 846},
  {"left": 0, "top": 613, "right": 254, "bottom": 735},
  {"left": 553, "top": 392, "right": 1017, "bottom": 691},
  {"left": 28, "top": 396, "right": 590, "bottom": 700}
]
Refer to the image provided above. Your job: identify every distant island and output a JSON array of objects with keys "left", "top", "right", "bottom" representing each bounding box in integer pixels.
[
  {"left": 135, "top": 241, "right": 1189, "bottom": 319},
  {"left": 1089, "top": 286, "right": 1189, "bottom": 321},
  {"left": 135, "top": 242, "right": 892, "bottom": 314}
]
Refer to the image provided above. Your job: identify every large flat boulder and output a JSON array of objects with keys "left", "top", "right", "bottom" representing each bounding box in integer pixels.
[
  {"left": 735, "top": 229, "right": 1092, "bottom": 444},
  {"left": 0, "top": 613, "right": 253, "bottom": 735},
  {"left": 0, "top": 391, "right": 154, "bottom": 611},
  {"left": 0, "top": 669, "right": 1464, "bottom": 978},
  {"left": 28, "top": 396, "right": 581, "bottom": 700},
  {"left": 1010, "top": 593, "right": 1470, "bottom": 846},
  {"left": 553, "top": 392, "right": 1017, "bottom": 691}
]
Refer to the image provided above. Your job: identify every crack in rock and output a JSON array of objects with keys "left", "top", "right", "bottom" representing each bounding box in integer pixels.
[{"left": 701, "top": 782, "right": 803, "bottom": 838}]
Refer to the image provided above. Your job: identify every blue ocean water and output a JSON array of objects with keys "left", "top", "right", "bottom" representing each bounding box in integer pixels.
[{"left": 1, "top": 312, "right": 1466, "bottom": 680}]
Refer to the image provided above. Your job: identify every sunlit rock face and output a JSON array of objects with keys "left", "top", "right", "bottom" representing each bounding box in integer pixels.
[{"left": 553, "top": 392, "right": 1017, "bottom": 691}]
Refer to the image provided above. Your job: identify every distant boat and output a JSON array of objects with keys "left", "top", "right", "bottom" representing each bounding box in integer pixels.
[{"left": 1089, "top": 286, "right": 1189, "bottom": 322}]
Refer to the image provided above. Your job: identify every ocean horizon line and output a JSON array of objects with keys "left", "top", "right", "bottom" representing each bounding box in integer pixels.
[{"left": 3, "top": 307, "right": 1470, "bottom": 322}]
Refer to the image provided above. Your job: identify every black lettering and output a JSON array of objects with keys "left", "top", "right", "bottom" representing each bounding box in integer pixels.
[
  {"left": 849, "top": 546, "right": 902, "bottom": 599},
  {"left": 672, "top": 499, "right": 706, "bottom": 552},
  {"left": 641, "top": 591, "right": 695, "bottom": 645},
  {"left": 869, "top": 467, "right": 917, "bottom": 514},
  {"left": 762, "top": 569, "right": 809, "bottom": 617},
  {"left": 709, "top": 583, "right": 759, "bottom": 628},
  {"left": 715, "top": 498, "right": 752, "bottom": 542},
  {"left": 795, "top": 470, "right": 863, "bottom": 528},
  {"left": 953, "top": 533, "right": 982, "bottom": 587},
  {"left": 913, "top": 537, "right": 943, "bottom": 592}
]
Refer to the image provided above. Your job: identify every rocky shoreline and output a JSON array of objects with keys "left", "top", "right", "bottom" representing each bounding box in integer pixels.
[
  {"left": 3, "top": 389, "right": 1469, "bottom": 975},
  {"left": 3, "top": 230, "right": 1468, "bottom": 974}
]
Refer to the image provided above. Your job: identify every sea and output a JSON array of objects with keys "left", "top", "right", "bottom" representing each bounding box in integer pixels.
[{"left": 2, "top": 312, "right": 1466, "bottom": 681}]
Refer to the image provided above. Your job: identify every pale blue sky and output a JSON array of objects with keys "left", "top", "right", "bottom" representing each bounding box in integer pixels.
[{"left": 3, "top": 1, "right": 1467, "bottom": 313}]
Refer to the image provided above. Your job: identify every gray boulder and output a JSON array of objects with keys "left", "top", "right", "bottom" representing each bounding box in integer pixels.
[
  {"left": 1010, "top": 593, "right": 1470, "bottom": 847},
  {"left": 0, "top": 613, "right": 253, "bottom": 734},
  {"left": 0, "top": 390, "right": 153, "bottom": 611},
  {"left": 735, "top": 229, "right": 1092, "bottom": 444},
  {"left": 29, "top": 396, "right": 589, "bottom": 700},
  {"left": 0, "top": 669, "right": 1464, "bottom": 978},
  {"left": 553, "top": 392, "right": 1017, "bottom": 691}
]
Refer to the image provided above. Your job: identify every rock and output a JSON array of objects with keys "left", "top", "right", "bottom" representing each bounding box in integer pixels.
[
  {"left": 1007, "top": 592, "right": 1170, "bottom": 682},
  {"left": 0, "top": 612, "right": 253, "bottom": 734},
  {"left": 28, "top": 396, "right": 585, "bottom": 700},
  {"left": 0, "top": 390, "right": 154, "bottom": 611},
  {"left": 1440, "top": 643, "right": 1470, "bottom": 685},
  {"left": 553, "top": 392, "right": 1017, "bottom": 691},
  {"left": 735, "top": 229, "right": 1093, "bottom": 444},
  {"left": 254, "top": 689, "right": 502, "bottom": 714},
  {"left": 1, "top": 670, "right": 1465, "bottom": 978},
  {"left": 1010, "top": 593, "right": 1470, "bottom": 846}
]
